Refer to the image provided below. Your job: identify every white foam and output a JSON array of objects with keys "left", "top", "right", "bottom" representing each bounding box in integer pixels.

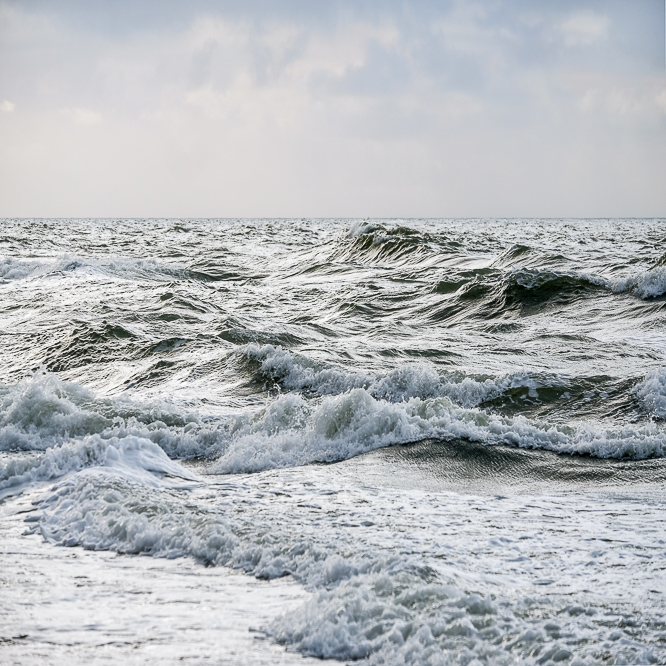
[
  {"left": 29, "top": 471, "right": 517, "bottom": 665},
  {"left": 5, "top": 367, "right": 663, "bottom": 481},
  {"left": 271, "top": 575, "right": 505, "bottom": 665},
  {"left": 0, "top": 256, "right": 44, "bottom": 280},
  {"left": 0, "top": 434, "right": 195, "bottom": 497},
  {"left": 0, "top": 371, "right": 218, "bottom": 465},
  {"left": 241, "top": 343, "right": 554, "bottom": 407},
  {"left": 0, "top": 371, "right": 109, "bottom": 451},
  {"left": 212, "top": 387, "right": 666, "bottom": 474},
  {"left": 613, "top": 267, "right": 666, "bottom": 299},
  {"left": 36, "top": 469, "right": 363, "bottom": 579},
  {"left": 635, "top": 368, "right": 666, "bottom": 420},
  {"left": 0, "top": 253, "right": 196, "bottom": 284},
  {"left": 30, "top": 462, "right": 665, "bottom": 665},
  {"left": 0, "top": 255, "right": 107, "bottom": 281},
  {"left": 347, "top": 220, "right": 384, "bottom": 237}
]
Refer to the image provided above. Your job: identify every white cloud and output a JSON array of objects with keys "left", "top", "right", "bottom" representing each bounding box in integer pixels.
[
  {"left": 560, "top": 12, "right": 610, "bottom": 47},
  {"left": 61, "top": 107, "right": 103, "bottom": 126},
  {"left": 657, "top": 89, "right": 666, "bottom": 113},
  {"left": 0, "top": 100, "right": 15, "bottom": 112}
]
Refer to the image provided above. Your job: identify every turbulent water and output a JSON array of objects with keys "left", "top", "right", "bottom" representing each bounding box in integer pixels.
[{"left": 1, "top": 218, "right": 666, "bottom": 665}]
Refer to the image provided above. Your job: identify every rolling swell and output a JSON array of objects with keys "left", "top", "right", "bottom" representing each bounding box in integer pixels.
[
  {"left": 379, "top": 437, "right": 666, "bottom": 492},
  {"left": 329, "top": 222, "right": 460, "bottom": 268},
  {"left": 430, "top": 268, "right": 610, "bottom": 320}
]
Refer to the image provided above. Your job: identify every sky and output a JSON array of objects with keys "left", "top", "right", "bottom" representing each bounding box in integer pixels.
[{"left": 0, "top": 0, "right": 664, "bottom": 218}]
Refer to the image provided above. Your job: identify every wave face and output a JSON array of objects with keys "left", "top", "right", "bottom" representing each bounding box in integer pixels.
[{"left": 2, "top": 217, "right": 666, "bottom": 665}]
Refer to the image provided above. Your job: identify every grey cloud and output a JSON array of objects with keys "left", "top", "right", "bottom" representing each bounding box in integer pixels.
[{"left": 0, "top": 0, "right": 664, "bottom": 217}]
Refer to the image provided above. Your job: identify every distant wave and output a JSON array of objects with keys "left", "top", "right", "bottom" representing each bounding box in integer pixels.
[
  {"left": 435, "top": 266, "right": 666, "bottom": 307},
  {"left": 330, "top": 221, "right": 458, "bottom": 267},
  {"left": 4, "top": 237, "right": 665, "bottom": 301},
  {"left": 0, "top": 254, "right": 254, "bottom": 284}
]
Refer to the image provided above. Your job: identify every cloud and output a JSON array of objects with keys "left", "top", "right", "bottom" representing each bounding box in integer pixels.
[
  {"left": 0, "top": 100, "right": 15, "bottom": 112},
  {"left": 0, "top": 0, "right": 664, "bottom": 217},
  {"left": 657, "top": 90, "right": 666, "bottom": 113},
  {"left": 61, "top": 107, "right": 103, "bottom": 125},
  {"left": 560, "top": 11, "right": 610, "bottom": 47}
]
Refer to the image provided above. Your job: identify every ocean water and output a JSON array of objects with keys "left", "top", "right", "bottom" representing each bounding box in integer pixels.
[{"left": 1, "top": 217, "right": 666, "bottom": 665}]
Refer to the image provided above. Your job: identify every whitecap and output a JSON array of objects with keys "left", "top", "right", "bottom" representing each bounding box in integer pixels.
[
  {"left": 635, "top": 368, "right": 666, "bottom": 420},
  {"left": 613, "top": 267, "right": 666, "bottom": 299}
]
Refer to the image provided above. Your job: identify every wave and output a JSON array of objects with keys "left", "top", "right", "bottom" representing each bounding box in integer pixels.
[
  {"left": 0, "top": 256, "right": 45, "bottom": 280},
  {"left": 635, "top": 368, "right": 666, "bottom": 420},
  {"left": 451, "top": 268, "right": 609, "bottom": 313},
  {"left": 427, "top": 265, "right": 666, "bottom": 326},
  {"left": 2, "top": 366, "right": 664, "bottom": 489},
  {"left": 425, "top": 268, "right": 613, "bottom": 327},
  {"left": 505, "top": 267, "right": 608, "bottom": 295},
  {"left": 490, "top": 243, "right": 569, "bottom": 270},
  {"left": 0, "top": 371, "right": 209, "bottom": 457},
  {"left": 330, "top": 222, "right": 460, "bottom": 268},
  {"left": 211, "top": 388, "right": 666, "bottom": 473},
  {"left": 0, "top": 255, "right": 124, "bottom": 281},
  {"left": 0, "top": 253, "right": 252, "bottom": 285},
  {"left": 239, "top": 344, "right": 634, "bottom": 419},
  {"left": 335, "top": 224, "right": 666, "bottom": 303},
  {"left": 240, "top": 343, "right": 521, "bottom": 406},
  {"left": 613, "top": 267, "right": 666, "bottom": 299},
  {"left": 0, "top": 434, "right": 194, "bottom": 497},
  {"left": 0, "top": 372, "right": 110, "bottom": 450}
]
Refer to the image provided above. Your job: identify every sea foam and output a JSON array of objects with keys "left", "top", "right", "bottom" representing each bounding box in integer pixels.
[
  {"left": 241, "top": 343, "right": 557, "bottom": 407},
  {"left": 0, "top": 434, "right": 195, "bottom": 499},
  {"left": 613, "top": 267, "right": 666, "bottom": 299},
  {"left": 30, "top": 459, "right": 663, "bottom": 666},
  {"left": 212, "top": 388, "right": 666, "bottom": 473},
  {"left": 635, "top": 367, "right": 666, "bottom": 420},
  {"left": 0, "top": 371, "right": 213, "bottom": 460}
]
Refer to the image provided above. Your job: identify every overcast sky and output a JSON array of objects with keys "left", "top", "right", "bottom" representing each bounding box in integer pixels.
[{"left": 0, "top": 0, "right": 664, "bottom": 218}]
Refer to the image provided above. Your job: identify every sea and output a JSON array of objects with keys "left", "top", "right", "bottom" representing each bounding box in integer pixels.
[{"left": 1, "top": 217, "right": 666, "bottom": 665}]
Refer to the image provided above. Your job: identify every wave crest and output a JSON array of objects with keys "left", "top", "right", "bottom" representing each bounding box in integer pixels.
[
  {"left": 212, "top": 387, "right": 666, "bottom": 474},
  {"left": 635, "top": 368, "right": 666, "bottom": 420},
  {"left": 239, "top": 343, "right": 557, "bottom": 408},
  {"left": 613, "top": 267, "right": 666, "bottom": 299}
]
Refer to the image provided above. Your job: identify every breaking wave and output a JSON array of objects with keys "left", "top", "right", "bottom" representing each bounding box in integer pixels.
[
  {"left": 240, "top": 343, "right": 534, "bottom": 406},
  {"left": 213, "top": 388, "right": 666, "bottom": 473},
  {"left": 635, "top": 367, "right": 666, "bottom": 420},
  {"left": 2, "top": 362, "right": 665, "bottom": 489},
  {"left": 0, "top": 253, "right": 253, "bottom": 284},
  {"left": 0, "top": 371, "right": 208, "bottom": 457},
  {"left": 613, "top": 266, "right": 666, "bottom": 299}
]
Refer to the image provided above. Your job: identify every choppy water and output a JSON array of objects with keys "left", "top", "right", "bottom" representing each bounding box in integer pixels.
[{"left": 1, "top": 218, "right": 666, "bottom": 665}]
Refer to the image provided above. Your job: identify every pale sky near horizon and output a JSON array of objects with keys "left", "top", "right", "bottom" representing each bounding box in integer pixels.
[{"left": 0, "top": 0, "right": 665, "bottom": 218}]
